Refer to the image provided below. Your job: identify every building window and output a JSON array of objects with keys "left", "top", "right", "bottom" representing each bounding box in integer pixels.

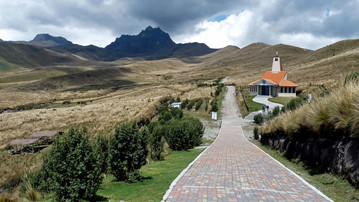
[
  {"left": 289, "top": 87, "right": 292, "bottom": 93},
  {"left": 275, "top": 58, "right": 278, "bottom": 61},
  {"left": 285, "top": 87, "right": 287, "bottom": 93}
]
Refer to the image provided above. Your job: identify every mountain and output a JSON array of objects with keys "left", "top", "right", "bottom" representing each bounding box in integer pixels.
[
  {"left": 4, "top": 26, "right": 216, "bottom": 61},
  {"left": 0, "top": 42, "right": 73, "bottom": 69},
  {"left": 0, "top": 39, "right": 3, "bottom": 42},
  {"left": 106, "top": 26, "right": 176, "bottom": 57},
  {"left": 28, "top": 33, "right": 73, "bottom": 47},
  {"left": 105, "top": 26, "right": 216, "bottom": 59}
]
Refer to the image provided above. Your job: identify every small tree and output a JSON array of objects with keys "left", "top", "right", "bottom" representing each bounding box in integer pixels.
[
  {"left": 187, "top": 100, "right": 195, "bottom": 110},
  {"left": 95, "top": 135, "right": 110, "bottom": 174},
  {"left": 171, "top": 107, "right": 183, "bottom": 119},
  {"left": 181, "top": 99, "right": 189, "bottom": 109},
  {"left": 211, "top": 99, "right": 218, "bottom": 112},
  {"left": 149, "top": 125, "right": 165, "bottom": 160},
  {"left": 176, "top": 97, "right": 181, "bottom": 102},
  {"left": 36, "top": 126, "right": 103, "bottom": 201},
  {"left": 195, "top": 100, "right": 203, "bottom": 111},
  {"left": 159, "top": 111, "right": 172, "bottom": 122},
  {"left": 165, "top": 119, "right": 190, "bottom": 150},
  {"left": 109, "top": 121, "right": 148, "bottom": 182},
  {"left": 254, "top": 114, "right": 264, "bottom": 125},
  {"left": 272, "top": 106, "right": 280, "bottom": 117}
]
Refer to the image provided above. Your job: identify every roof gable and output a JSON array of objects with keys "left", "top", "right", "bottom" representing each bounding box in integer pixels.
[
  {"left": 261, "top": 71, "right": 286, "bottom": 84},
  {"left": 280, "top": 79, "right": 299, "bottom": 87},
  {"left": 253, "top": 78, "right": 276, "bottom": 86}
]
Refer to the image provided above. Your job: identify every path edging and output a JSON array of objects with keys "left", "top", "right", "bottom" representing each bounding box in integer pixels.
[
  {"left": 241, "top": 128, "right": 333, "bottom": 202},
  {"left": 161, "top": 121, "right": 223, "bottom": 202}
]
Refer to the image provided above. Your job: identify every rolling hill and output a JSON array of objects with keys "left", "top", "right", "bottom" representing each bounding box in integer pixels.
[{"left": 0, "top": 41, "right": 74, "bottom": 70}]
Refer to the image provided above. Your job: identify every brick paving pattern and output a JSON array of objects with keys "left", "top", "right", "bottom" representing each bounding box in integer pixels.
[{"left": 165, "top": 87, "right": 331, "bottom": 201}]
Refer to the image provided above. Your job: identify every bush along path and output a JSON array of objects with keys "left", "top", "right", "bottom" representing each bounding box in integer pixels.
[{"left": 163, "top": 86, "right": 332, "bottom": 201}]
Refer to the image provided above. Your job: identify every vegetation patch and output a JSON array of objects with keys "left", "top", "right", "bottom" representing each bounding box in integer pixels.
[
  {"left": 268, "top": 96, "right": 295, "bottom": 106},
  {"left": 97, "top": 149, "right": 202, "bottom": 201},
  {"left": 237, "top": 87, "right": 262, "bottom": 117}
]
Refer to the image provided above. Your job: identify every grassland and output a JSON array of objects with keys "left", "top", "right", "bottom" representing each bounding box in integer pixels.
[
  {"left": 268, "top": 96, "right": 295, "bottom": 105},
  {"left": 97, "top": 149, "right": 203, "bottom": 201},
  {"left": 237, "top": 87, "right": 262, "bottom": 117}
]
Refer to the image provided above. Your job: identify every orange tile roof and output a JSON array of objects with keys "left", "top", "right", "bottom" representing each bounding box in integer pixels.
[
  {"left": 279, "top": 79, "right": 299, "bottom": 87},
  {"left": 262, "top": 71, "right": 287, "bottom": 84},
  {"left": 248, "top": 70, "right": 299, "bottom": 87}
]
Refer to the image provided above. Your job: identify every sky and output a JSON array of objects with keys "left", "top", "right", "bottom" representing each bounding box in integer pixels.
[{"left": 0, "top": 0, "right": 358, "bottom": 50}]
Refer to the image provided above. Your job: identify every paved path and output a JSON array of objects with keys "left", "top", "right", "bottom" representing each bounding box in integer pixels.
[
  {"left": 245, "top": 96, "right": 283, "bottom": 121},
  {"left": 164, "top": 86, "right": 331, "bottom": 202}
]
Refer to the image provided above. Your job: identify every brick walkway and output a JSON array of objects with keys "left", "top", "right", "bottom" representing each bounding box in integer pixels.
[{"left": 164, "top": 87, "right": 331, "bottom": 201}]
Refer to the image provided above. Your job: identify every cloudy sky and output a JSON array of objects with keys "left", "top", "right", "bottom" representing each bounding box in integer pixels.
[{"left": 0, "top": 0, "right": 358, "bottom": 50}]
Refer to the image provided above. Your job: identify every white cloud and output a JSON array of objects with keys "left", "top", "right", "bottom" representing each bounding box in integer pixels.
[{"left": 173, "top": 11, "right": 253, "bottom": 48}]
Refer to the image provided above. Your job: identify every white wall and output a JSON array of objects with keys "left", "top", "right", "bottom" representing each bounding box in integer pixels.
[{"left": 278, "top": 93, "right": 296, "bottom": 97}]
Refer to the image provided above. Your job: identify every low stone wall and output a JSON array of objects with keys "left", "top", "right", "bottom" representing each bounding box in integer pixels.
[{"left": 261, "top": 135, "right": 359, "bottom": 188}]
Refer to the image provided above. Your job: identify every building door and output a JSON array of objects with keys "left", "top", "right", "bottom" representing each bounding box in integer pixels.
[{"left": 261, "top": 86, "right": 269, "bottom": 95}]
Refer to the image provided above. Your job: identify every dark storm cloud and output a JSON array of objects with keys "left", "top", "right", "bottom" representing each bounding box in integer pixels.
[
  {"left": 259, "top": 0, "right": 359, "bottom": 38},
  {"left": 0, "top": 0, "right": 358, "bottom": 48},
  {"left": 124, "top": 0, "right": 257, "bottom": 33}
]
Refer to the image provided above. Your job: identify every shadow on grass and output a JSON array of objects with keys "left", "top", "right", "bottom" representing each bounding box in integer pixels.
[{"left": 89, "top": 195, "right": 109, "bottom": 202}]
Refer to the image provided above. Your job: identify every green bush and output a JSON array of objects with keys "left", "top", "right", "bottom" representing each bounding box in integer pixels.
[
  {"left": 181, "top": 99, "right": 189, "bottom": 109},
  {"left": 211, "top": 100, "right": 218, "bottom": 112},
  {"left": 205, "top": 102, "right": 208, "bottom": 111},
  {"left": 272, "top": 106, "right": 280, "bottom": 117},
  {"left": 215, "top": 83, "right": 224, "bottom": 96},
  {"left": 165, "top": 119, "right": 189, "bottom": 150},
  {"left": 170, "top": 97, "right": 175, "bottom": 104},
  {"left": 165, "top": 118, "right": 204, "bottom": 151},
  {"left": 34, "top": 126, "right": 103, "bottom": 201},
  {"left": 171, "top": 107, "right": 183, "bottom": 119},
  {"left": 109, "top": 121, "right": 148, "bottom": 182},
  {"left": 286, "top": 97, "right": 305, "bottom": 111},
  {"left": 149, "top": 125, "right": 165, "bottom": 160},
  {"left": 159, "top": 112, "right": 172, "bottom": 122},
  {"left": 183, "top": 117, "right": 204, "bottom": 147},
  {"left": 176, "top": 97, "right": 181, "bottom": 102},
  {"left": 187, "top": 100, "right": 195, "bottom": 110},
  {"left": 95, "top": 135, "right": 110, "bottom": 174},
  {"left": 195, "top": 100, "right": 203, "bottom": 111},
  {"left": 158, "top": 103, "right": 169, "bottom": 115},
  {"left": 147, "top": 121, "right": 160, "bottom": 133},
  {"left": 254, "top": 113, "right": 264, "bottom": 125},
  {"left": 253, "top": 127, "right": 259, "bottom": 140}
]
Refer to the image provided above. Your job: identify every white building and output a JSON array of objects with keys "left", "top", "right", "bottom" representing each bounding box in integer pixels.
[
  {"left": 248, "top": 53, "right": 299, "bottom": 97},
  {"left": 171, "top": 102, "right": 182, "bottom": 109}
]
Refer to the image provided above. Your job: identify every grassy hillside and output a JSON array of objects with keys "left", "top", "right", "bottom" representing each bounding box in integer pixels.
[
  {"left": 262, "top": 82, "right": 359, "bottom": 138},
  {"left": 0, "top": 42, "right": 74, "bottom": 69}
]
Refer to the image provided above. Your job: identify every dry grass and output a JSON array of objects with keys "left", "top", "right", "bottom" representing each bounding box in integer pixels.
[{"left": 262, "top": 83, "right": 359, "bottom": 138}]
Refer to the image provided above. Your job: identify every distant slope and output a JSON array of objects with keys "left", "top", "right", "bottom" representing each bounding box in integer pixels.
[
  {"left": 296, "top": 39, "right": 359, "bottom": 64},
  {"left": 28, "top": 33, "right": 73, "bottom": 47},
  {"left": 49, "top": 44, "right": 115, "bottom": 61},
  {"left": 0, "top": 42, "right": 73, "bottom": 69}
]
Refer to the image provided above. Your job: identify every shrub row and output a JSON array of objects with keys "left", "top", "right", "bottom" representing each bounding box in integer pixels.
[{"left": 31, "top": 123, "right": 149, "bottom": 201}]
